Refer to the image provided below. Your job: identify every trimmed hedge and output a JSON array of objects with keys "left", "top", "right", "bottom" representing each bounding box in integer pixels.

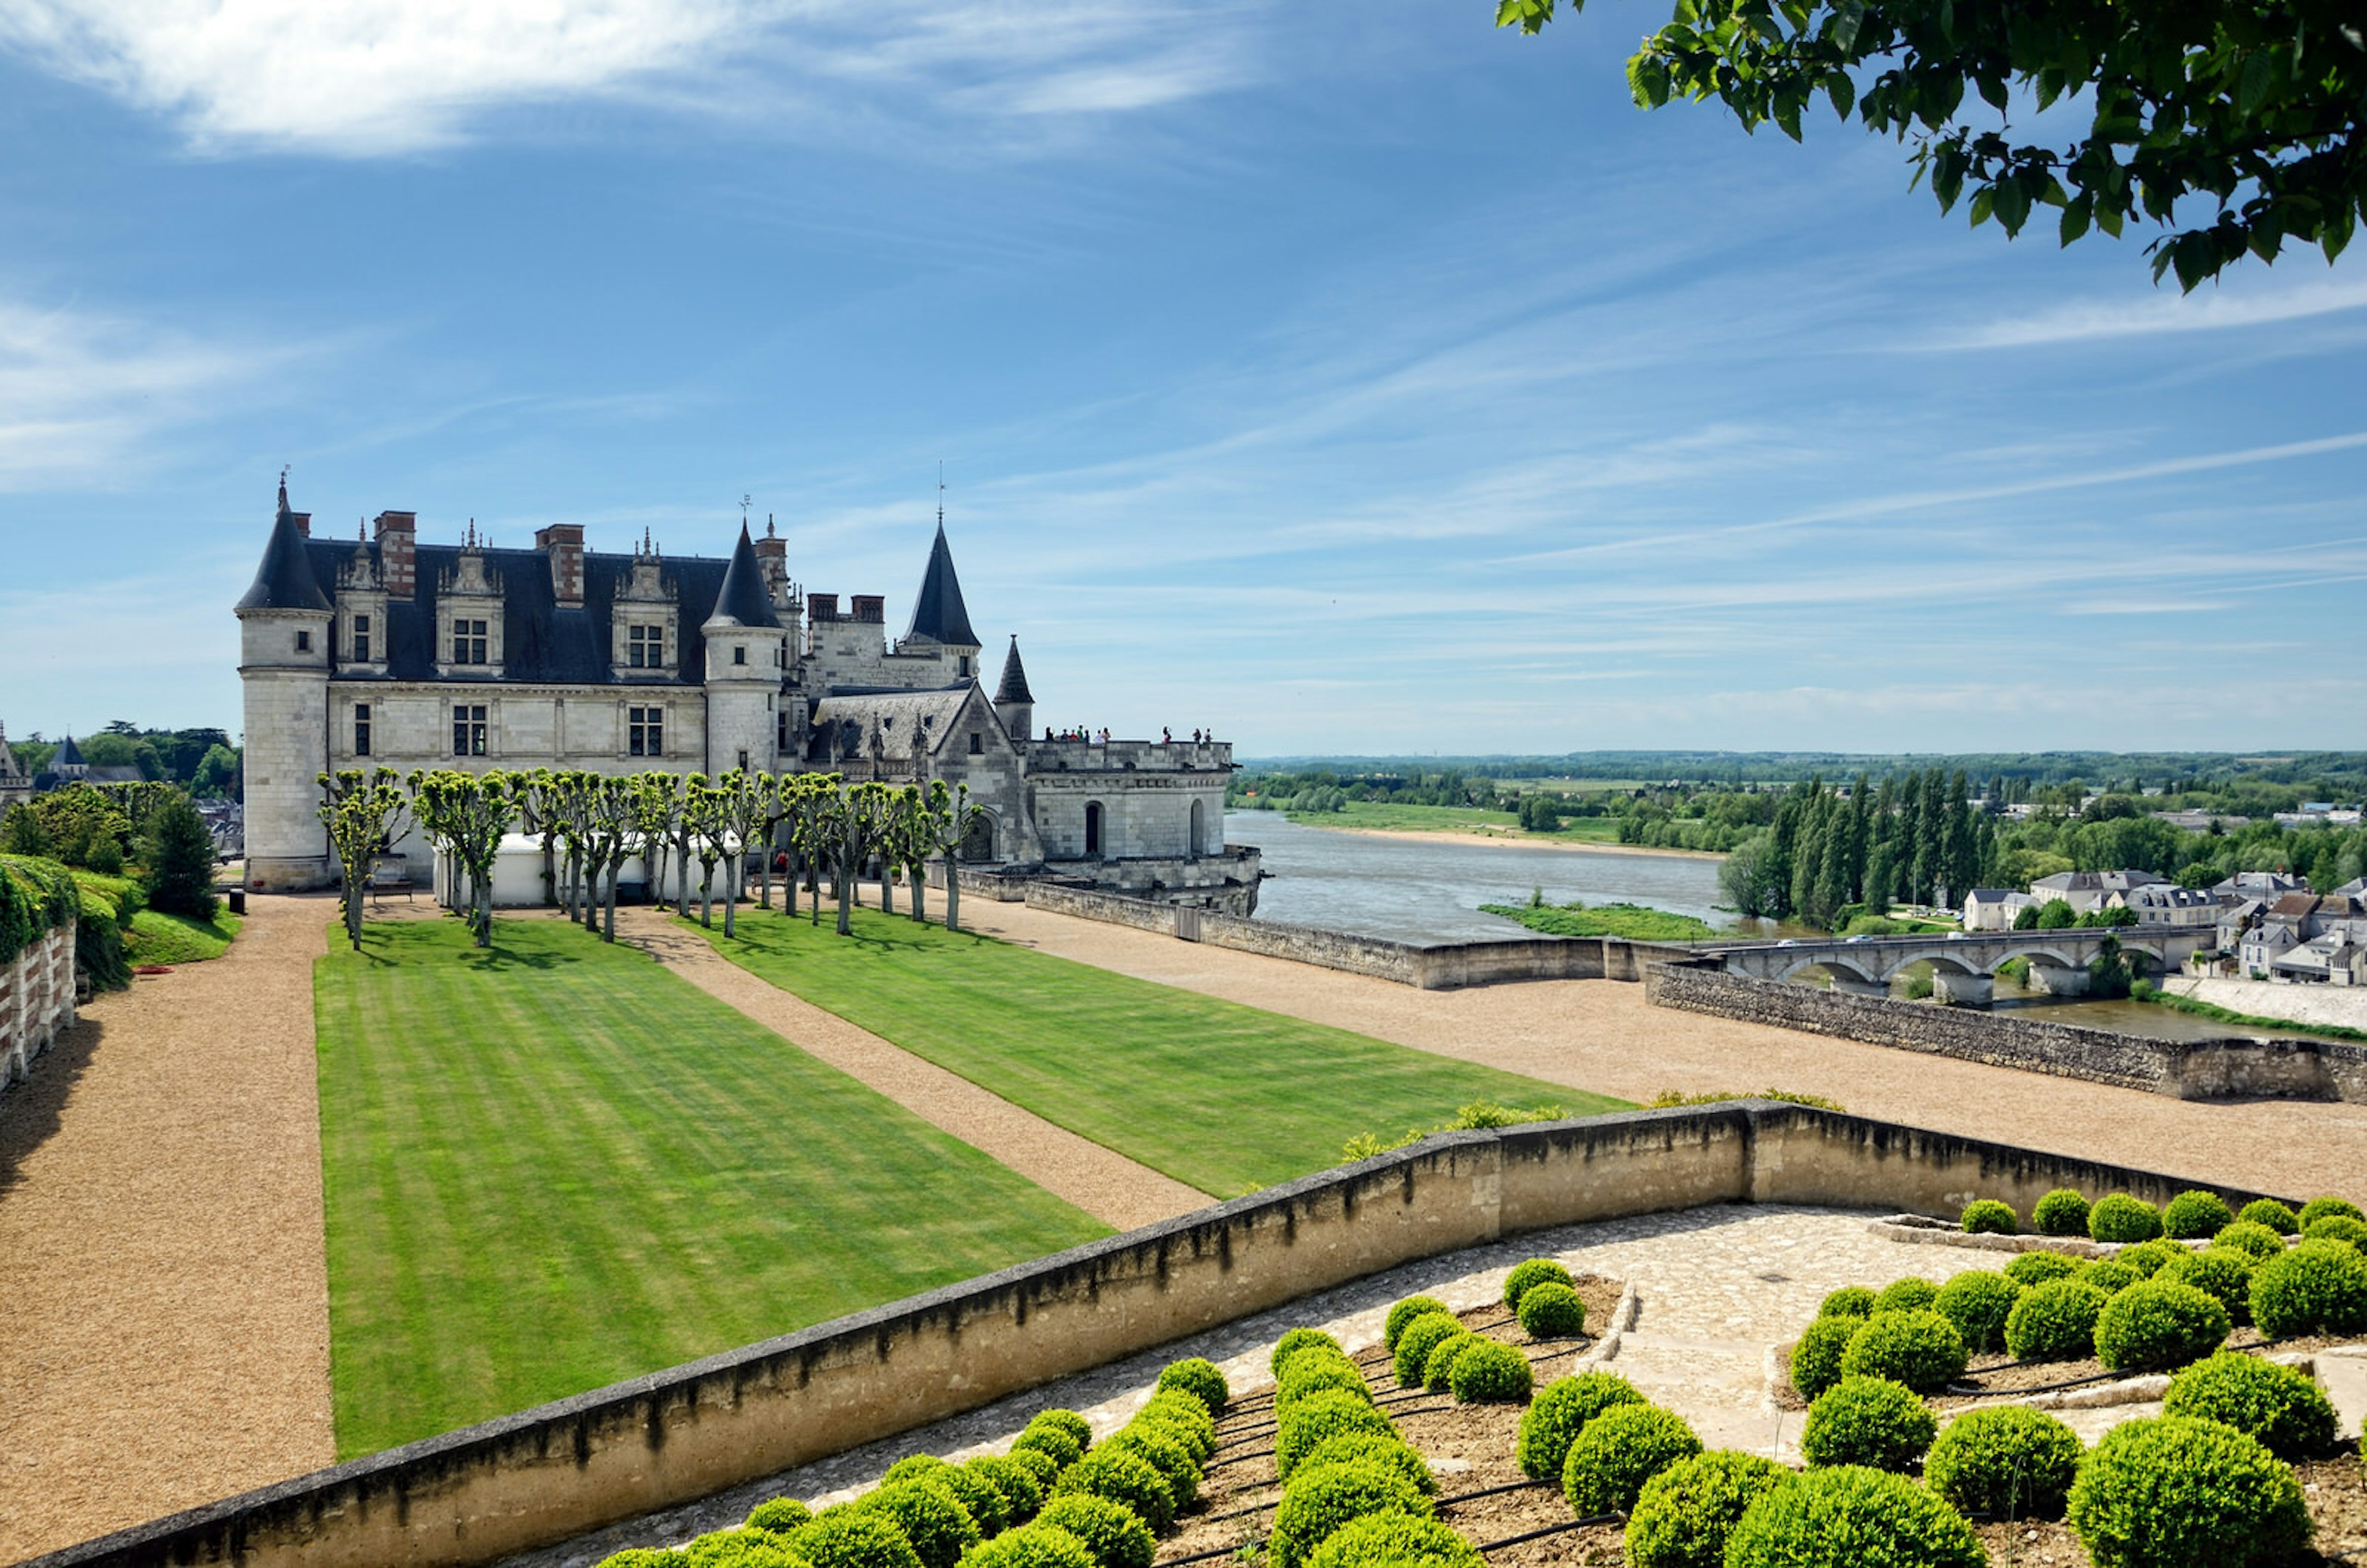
[
  {"left": 970, "top": 1455, "right": 1049, "bottom": 1524},
  {"left": 2163, "top": 1350, "right": 2339, "bottom": 1461},
  {"left": 2305, "top": 1214, "right": 2367, "bottom": 1249},
  {"left": 1279, "top": 1356, "right": 1370, "bottom": 1411},
  {"left": 1273, "top": 1329, "right": 1344, "bottom": 1376},
  {"left": 1726, "top": 1465, "right": 1984, "bottom": 1568},
  {"left": 2094, "top": 1280, "right": 2230, "bottom": 1373},
  {"left": 1004, "top": 1448, "right": 1060, "bottom": 1495},
  {"left": 1797, "top": 1376, "right": 1936, "bottom": 1473},
  {"left": 1623, "top": 1450, "right": 1793, "bottom": 1568},
  {"left": 1139, "top": 1391, "right": 1217, "bottom": 1461},
  {"left": 2154, "top": 1247, "right": 2255, "bottom": 1325},
  {"left": 1269, "top": 1461, "right": 1431, "bottom": 1568},
  {"left": 1384, "top": 1296, "right": 1450, "bottom": 1350},
  {"left": 684, "top": 1529, "right": 806, "bottom": 1568},
  {"left": 1502, "top": 1258, "right": 1574, "bottom": 1310},
  {"left": 1817, "top": 1286, "right": 1877, "bottom": 1320},
  {"left": 1032, "top": 1496, "right": 1155, "bottom": 1568},
  {"left": 1447, "top": 1339, "right": 1532, "bottom": 1403},
  {"left": 2067, "top": 1415, "right": 2312, "bottom": 1568},
  {"left": 1155, "top": 1358, "right": 1228, "bottom": 1415},
  {"left": 2004, "top": 1251, "right": 2080, "bottom": 1288},
  {"left": 2078, "top": 1259, "right": 2141, "bottom": 1296},
  {"left": 1101, "top": 1427, "right": 1197, "bottom": 1512},
  {"left": 1871, "top": 1277, "right": 1937, "bottom": 1313},
  {"left": 928, "top": 1466, "right": 1009, "bottom": 1537},
  {"left": 1392, "top": 1313, "right": 1464, "bottom": 1389},
  {"left": 862, "top": 1482, "right": 979, "bottom": 1568},
  {"left": 1421, "top": 1332, "right": 1478, "bottom": 1394},
  {"left": 1275, "top": 1390, "right": 1397, "bottom": 1480},
  {"left": 1050, "top": 1448, "right": 1175, "bottom": 1533},
  {"left": 1837, "top": 1310, "right": 1967, "bottom": 1394},
  {"left": 1560, "top": 1403, "right": 1701, "bottom": 1516},
  {"left": 2005, "top": 1280, "right": 2110, "bottom": 1362},
  {"left": 1011, "top": 1428, "right": 1082, "bottom": 1474},
  {"left": 1026, "top": 1410, "right": 1093, "bottom": 1455},
  {"left": 1515, "top": 1282, "right": 1585, "bottom": 1340},
  {"left": 1516, "top": 1370, "right": 1645, "bottom": 1481},
  {"left": 2088, "top": 1194, "right": 2164, "bottom": 1244},
  {"left": 1923, "top": 1406, "right": 2082, "bottom": 1521},
  {"left": 1960, "top": 1199, "right": 2017, "bottom": 1235},
  {"left": 883, "top": 1457, "right": 946, "bottom": 1487},
  {"left": 1302, "top": 1513, "right": 1481, "bottom": 1568},
  {"left": 2250, "top": 1239, "right": 2367, "bottom": 1339},
  {"left": 2033, "top": 1188, "right": 2091, "bottom": 1238},
  {"left": 748, "top": 1499, "right": 815, "bottom": 1536},
  {"left": 2298, "top": 1196, "right": 2365, "bottom": 1230},
  {"left": 2239, "top": 1199, "right": 2300, "bottom": 1236},
  {"left": 961, "top": 1527, "right": 1097, "bottom": 1568},
  {"left": 2162, "top": 1190, "right": 2235, "bottom": 1241},
  {"left": 1932, "top": 1270, "right": 2021, "bottom": 1354},
  {"left": 1299, "top": 1432, "right": 1435, "bottom": 1496},
  {"left": 790, "top": 1509, "right": 926, "bottom": 1568},
  {"left": 2213, "top": 1221, "right": 2287, "bottom": 1262},
  {"left": 1788, "top": 1317, "right": 1859, "bottom": 1403}
]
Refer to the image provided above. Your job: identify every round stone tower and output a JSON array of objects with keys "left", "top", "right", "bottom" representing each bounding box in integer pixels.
[
  {"left": 235, "top": 481, "right": 335, "bottom": 890},
  {"left": 701, "top": 523, "right": 788, "bottom": 775}
]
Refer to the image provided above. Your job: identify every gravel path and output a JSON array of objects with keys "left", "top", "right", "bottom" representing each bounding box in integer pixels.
[
  {"left": 613, "top": 908, "right": 1216, "bottom": 1231},
  {"left": 957, "top": 900, "right": 2367, "bottom": 1199},
  {"left": 0, "top": 894, "right": 335, "bottom": 1564}
]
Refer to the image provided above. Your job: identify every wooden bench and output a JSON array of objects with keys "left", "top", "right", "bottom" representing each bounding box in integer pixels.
[{"left": 368, "top": 858, "right": 416, "bottom": 905}]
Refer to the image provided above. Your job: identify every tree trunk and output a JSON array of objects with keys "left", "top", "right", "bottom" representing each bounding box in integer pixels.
[
  {"left": 944, "top": 855, "right": 961, "bottom": 933},
  {"left": 758, "top": 838, "right": 772, "bottom": 912},
  {"left": 475, "top": 876, "right": 493, "bottom": 948},
  {"left": 881, "top": 862, "right": 894, "bottom": 916},
  {"left": 699, "top": 864, "right": 714, "bottom": 928},
  {"left": 785, "top": 849, "right": 798, "bottom": 917},
  {"left": 836, "top": 867, "right": 852, "bottom": 935},
  {"left": 347, "top": 887, "right": 364, "bottom": 949},
  {"left": 910, "top": 861, "right": 927, "bottom": 923},
  {"left": 603, "top": 863, "right": 619, "bottom": 941},
  {"left": 724, "top": 852, "right": 739, "bottom": 937}
]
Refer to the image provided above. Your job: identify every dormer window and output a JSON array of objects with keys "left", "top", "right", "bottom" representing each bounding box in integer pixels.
[
  {"left": 628, "top": 625, "right": 663, "bottom": 668},
  {"left": 969, "top": 733, "right": 983, "bottom": 755},
  {"left": 452, "top": 618, "right": 489, "bottom": 664},
  {"left": 353, "top": 615, "right": 371, "bottom": 662}
]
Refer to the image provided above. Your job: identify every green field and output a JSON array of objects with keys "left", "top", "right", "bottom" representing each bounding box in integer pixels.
[
  {"left": 314, "top": 917, "right": 1108, "bottom": 1457},
  {"left": 1280, "top": 801, "right": 1625, "bottom": 843},
  {"left": 1481, "top": 901, "right": 1717, "bottom": 941},
  {"left": 124, "top": 907, "right": 241, "bottom": 964},
  {"left": 695, "top": 907, "right": 1624, "bottom": 1194}
]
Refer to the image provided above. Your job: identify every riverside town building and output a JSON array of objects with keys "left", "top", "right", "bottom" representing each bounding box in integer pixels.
[{"left": 235, "top": 483, "right": 1260, "bottom": 912}]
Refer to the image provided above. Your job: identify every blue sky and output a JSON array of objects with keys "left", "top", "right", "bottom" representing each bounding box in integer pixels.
[{"left": 0, "top": 0, "right": 2360, "bottom": 757}]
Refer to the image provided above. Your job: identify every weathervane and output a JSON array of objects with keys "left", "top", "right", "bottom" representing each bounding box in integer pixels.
[
  {"left": 937, "top": 461, "right": 946, "bottom": 526},
  {"left": 741, "top": 493, "right": 753, "bottom": 529}
]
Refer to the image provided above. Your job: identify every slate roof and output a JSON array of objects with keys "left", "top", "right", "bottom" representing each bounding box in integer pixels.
[
  {"left": 237, "top": 488, "right": 334, "bottom": 613},
  {"left": 806, "top": 687, "right": 985, "bottom": 764},
  {"left": 994, "top": 637, "right": 1034, "bottom": 706},
  {"left": 55, "top": 733, "right": 83, "bottom": 766},
  {"left": 903, "top": 524, "right": 978, "bottom": 648},
  {"left": 704, "top": 524, "right": 780, "bottom": 631}
]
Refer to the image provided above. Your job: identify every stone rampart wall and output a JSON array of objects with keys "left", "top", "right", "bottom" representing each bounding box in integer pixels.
[
  {"left": 0, "top": 926, "right": 76, "bottom": 1097},
  {"left": 1646, "top": 960, "right": 2367, "bottom": 1103},
  {"left": 33, "top": 1103, "right": 2289, "bottom": 1568}
]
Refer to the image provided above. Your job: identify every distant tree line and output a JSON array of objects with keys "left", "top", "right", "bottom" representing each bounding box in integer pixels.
[{"left": 12, "top": 721, "right": 241, "bottom": 799}]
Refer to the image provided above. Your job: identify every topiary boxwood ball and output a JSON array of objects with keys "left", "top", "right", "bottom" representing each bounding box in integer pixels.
[
  {"left": 685, "top": 1529, "right": 806, "bottom": 1568},
  {"left": 928, "top": 1466, "right": 1008, "bottom": 1537},
  {"left": 1817, "top": 1286, "right": 1877, "bottom": 1320},
  {"left": 882, "top": 1457, "right": 945, "bottom": 1487},
  {"left": 960, "top": 1526, "right": 1097, "bottom": 1568},
  {"left": 968, "top": 1456, "right": 1046, "bottom": 1524},
  {"left": 2005, "top": 1251, "right": 2080, "bottom": 1288},
  {"left": 789, "top": 1509, "right": 926, "bottom": 1568},
  {"left": 2094, "top": 1279, "right": 2230, "bottom": 1373},
  {"left": 1516, "top": 1281, "right": 1586, "bottom": 1340},
  {"left": 861, "top": 1481, "right": 980, "bottom": 1568},
  {"left": 1798, "top": 1376, "right": 1936, "bottom": 1473},
  {"left": 2005, "top": 1280, "right": 2110, "bottom": 1362},
  {"left": 1391, "top": 1313, "right": 1463, "bottom": 1389},
  {"left": 1299, "top": 1432, "right": 1434, "bottom": 1496},
  {"left": 2162, "top": 1190, "right": 2236, "bottom": 1241},
  {"left": 2034, "top": 1188, "right": 2093, "bottom": 1238},
  {"left": 1004, "top": 1448, "right": 1060, "bottom": 1495},
  {"left": 1502, "top": 1258, "right": 1575, "bottom": 1310},
  {"left": 1871, "top": 1277, "right": 1938, "bottom": 1313},
  {"left": 2299, "top": 1196, "right": 2365, "bottom": 1230},
  {"left": 1516, "top": 1370, "right": 1645, "bottom": 1480},
  {"left": 1049, "top": 1448, "right": 1175, "bottom": 1533},
  {"left": 1031, "top": 1495, "right": 1155, "bottom": 1568},
  {"left": 747, "top": 1499, "right": 815, "bottom": 1537},
  {"left": 1275, "top": 1390, "right": 1397, "bottom": 1480},
  {"left": 1026, "top": 1410, "right": 1092, "bottom": 1453},
  {"left": 1933, "top": 1270, "right": 2022, "bottom": 1354},
  {"left": 1102, "top": 1427, "right": 1197, "bottom": 1512},
  {"left": 596, "top": 1552, "right": 676, "bottom": 1568},
  {"left": 2305, "top": 1214, "right": 2367, "bottom": 1249},
  {"left": 1723, "top": 1465, "right": 1984, "bottom": 1568},
  {"left": 1137, "top": 1391, "right": 1217, "bottom": 1462},
  {"left": 1448, "top": 1339, "right": 1532, "bottom": 1403},
  {"left": 2164, "top": 1350, "right": 2339, "bottom": 1461},
  {"left": 1961, "top": 1199, "right": 2018, "bottom": 1235},
  {"left": 1155, "top": 1357, "right": 1228, "bottom": 1415},
  {"left": 2077, "top": 1259, "right": 2141, "bottom": 1296},
  {"left": 1383, "top": 1296, "right": 1450, "bottom": 1351},
  {"left": 1561, "top": 1403, "right": 1702, "bottom": 1516},
  {"left": 1277, "top": 1355, "right": 1370, "bottom": 1413},
  {"left": 2155, "top": 1247, "right": 2255, "bottom": 1325},
  {"left": 1303, "top": 1513, "right": 1480, "bottom": 1568},
  {"left": 2088, "top": 1194, "right": 2164, "bottom": 1244},
  {"left": 1010, "top": 1427, "right": 1081, "bottom": 1474},
  {"left": 2214, "top": 1221, "right": 2287, "bottom": 1262},
  {"left": 2250, "top": 1239, "right": 2367, "bottom": 1339},
  {"left": 1272, "top": 1329, "right": 1344, "bottom": 1377},
  {"left": 2239, "top": 1198, "right": 2300, "bottom": 1236},
  {"left": 1838, "top": 1309, "right": 1968, "bottom": 1394},
  {"left": 2117, "top": 1238, "right": 2186, "bottom": 1278},
  {"left": 1269, "top": 1462, "right": 1432, "bottom": 1568},
  {"left": 1624, "top": 1450, "right": 1793, "bottom": 1568},
  {"left": 1924, "top": 1405, "right": 2083, "bottom": 1521},
  {"left": 2067, "top": 1416, "right": 2312, "bottom": 1568},
  {"left": 1788, "top": 1317, "right": 1860, "bottom": 1403},
  {"left": 1421, "top": 1332, "right": 1479, "bottom": 1394}
]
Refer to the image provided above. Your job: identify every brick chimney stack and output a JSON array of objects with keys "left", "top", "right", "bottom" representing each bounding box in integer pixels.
[
  {"left": 850, "top": 594, "right": 885, "bottom": 623},
  {"left": 807, "top": 593, "right": 840, "bottom": 621},
  {"left": 536, "top": 523, "right": 586, "bottom": 607},
  {"left": 374, "top": 511, "right": 417, "bottom": 599},
  {"left": 290, "top": 512, "right": 312, "bottom": 537}
]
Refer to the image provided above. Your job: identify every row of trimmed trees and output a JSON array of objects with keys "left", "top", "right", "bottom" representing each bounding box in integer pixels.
[{"left": 318, "top": 767, "right": 986, "bottom": 951}]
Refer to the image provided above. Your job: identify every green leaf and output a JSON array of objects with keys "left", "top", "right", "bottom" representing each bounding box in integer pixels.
[
  {"left": 1826, "top": 70, "right": 1855, "bottom": 121},
  {"left": 2060, "top": 194, "right": 2092, "bottom": 246},
  {"left": 1993, "top": 175, "right": 2032, "bottom": 236},
  {"left": 1968, "top": 187, "right": 1995, "bottom": 229},
  {"left": 2171, "top": 233, "right": 2214, "bottom": 292},
  {"left": 2246, "top": 210, "right": 2283, "bottom": 263},
  {"left": 1831, "top": 0, "right": 1866, "bottom": 51},
  {"left": 2237, "top": 49, "right": 2276, "bottom": 116},
  {"left": 1977, "top": 72, "right": 2008, "bottom": 112},
  {"left": 2096, "top": 201, "right": 2124, "bottom": 239},
  {"left": 1775, "top": 94, "right": 1803, "bottom": 141}
]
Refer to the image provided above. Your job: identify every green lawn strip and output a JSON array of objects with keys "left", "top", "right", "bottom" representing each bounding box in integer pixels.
[
  {"left": 314, "top": 915, "right": 1108, "bottom": 1458},
  {"left": 1480, "top": 902, "right": 1716, "bottom": 941},
  {"left": 123, "top": 907, "right": 242, "bottom": 964},
  {"left": 693, "top": 907, "right": 1625, "bottom": 1196}
]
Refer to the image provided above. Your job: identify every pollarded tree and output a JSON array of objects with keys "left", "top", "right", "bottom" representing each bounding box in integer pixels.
[
  {"left": 831, "top": 782, "right": 896, "bottom": 936},
  {"left": 915, "top": 779, "right": 989, "bottom": 933},
  {"left": 781, "top": 773, "right": 842, "bottom": 924},
  {"left": 713, "top": 769, "right": 774, "bottom": 938},
  {"left": 316, "top": 769, "right": 409, "bottom": 950},
  {"left": 408, "top": 769, "right": 518, "bottom": 947},
  {"left": 1498, "top": 0, "right": 2367, "bottom": 290}
]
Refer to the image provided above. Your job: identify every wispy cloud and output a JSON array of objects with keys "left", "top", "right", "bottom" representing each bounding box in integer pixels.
[{"left": 1940, "top": 273, "right": 2367, "bottom": 349}]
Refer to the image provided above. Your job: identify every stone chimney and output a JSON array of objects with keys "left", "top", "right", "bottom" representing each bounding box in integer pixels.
[
  {"left": 536, "top": 523, "right": 586, "bottom": 607},
  {"left": 807, "top": 593, "right": 840, "bottom": 621},
  {"left": 851, "top": 594, "right": 885, "bottom": 623},
  {"left": 374, "top": 512, "right": 417, "bottom": 599},
  {"left": 290, "top": 512, "right": 312, "bottom": 537}
]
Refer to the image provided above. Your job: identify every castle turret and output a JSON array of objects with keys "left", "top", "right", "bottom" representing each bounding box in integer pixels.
[
  {"left": 701, "top": 523, "right": 788, "bottom": 774},
  {"left": 235, "top": 479, "right": 335, "bottom": 890},
  {"left": 994, "top": 636, "right": 1034, "bottom": 744},
  {"left": 901, "top": 522, "right": 983, "bottom": 680}
]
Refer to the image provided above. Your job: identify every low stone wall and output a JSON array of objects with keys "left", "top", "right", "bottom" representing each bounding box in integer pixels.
[
  {"left": 1646, "top": 960, "right": 2367, "bottom": 1103},
  {"left": 2170, "top": 974, "right": 2367, "bottom": 1034},
  {"left": 0, "top": 926, "right": 77, "bottom": 1098},
  {"left": 33, "top": 1102, "right": 2288, "bottom": 1568}
]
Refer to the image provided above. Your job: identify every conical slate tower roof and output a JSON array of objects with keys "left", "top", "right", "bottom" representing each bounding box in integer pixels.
[
  {"left": 56, "top": 732, "right": 84, "bottom": 767},
  {"left": 236, "top": 480, "right": 332, "bottom": 613},
  {"left": 704, "top": 523, "right": 780, "bottom": 629},
  {"left": 994, "top": 636, "right": 1034, "bottom": 704},
  {"left": 904, "top": 523, "right": 978, "bottom": 648}
]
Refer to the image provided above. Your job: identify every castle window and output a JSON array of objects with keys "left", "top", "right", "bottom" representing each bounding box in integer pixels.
[
  {"left": 737, "top": 749, "right": 749, "bottom": 770},
  {"left": 629, "top": 706, "right": 663, "bottom": 757},
  {"left": 452, "top": 619, "right": 489, "bottom": 664},
  {"left": 296, "top": 629, "right": 312, "bottom": 653},
  {"left": 969, "top": 732, "right": 983, "bottom": 756},
  {"left": 1085, "top": 801, "right": 1103, "bottom": 857},
  {"left": 354, "top": 704, "right": 372, "bottom": 757},
  {"left": 959, "top": 655, "right": 970, "bottom": 677},
  {"left": 777, "top": 709, "right": 790, "bottom": 751},
  {"left": 734, "top": 645, "right": 746, "bottom": 666},
  {"left": 452, "top": 704, "right": 487, "bottom": 757},
  {"left": 353, "top": 615, "right": 371, "bottom": 663},
  {"left": 628, "top": 624, "right": 663, "bottom": 668}
]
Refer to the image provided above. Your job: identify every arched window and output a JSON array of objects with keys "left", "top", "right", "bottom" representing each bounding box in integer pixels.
[
  {"left": 1188, "top": 800, "right": 1205, "bottom": 859},
  {"left": 962, "top": 812, "right": 995, "bottom": 863},
  {"left": 1084, "top": 801, "right": 1103, "bottom": 857}
]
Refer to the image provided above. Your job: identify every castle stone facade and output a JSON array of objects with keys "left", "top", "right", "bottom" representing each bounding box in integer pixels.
[{"left": 235, "top": 484, "right": 1259, "bottom": 912}]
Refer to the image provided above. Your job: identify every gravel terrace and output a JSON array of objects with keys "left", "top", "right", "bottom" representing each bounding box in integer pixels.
[{"left": 0, "top": 894, "right": 336, "bottom": 1564}]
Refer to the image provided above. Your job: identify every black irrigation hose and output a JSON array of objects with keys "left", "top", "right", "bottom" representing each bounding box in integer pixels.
[
  {"left": 1434, "top": 1479, "right": 1554, "bottom": 1508},
  {"left": 1943, "top": 1367, "right": 2127, "bottom": 1399},
  {"left": 1474, "top": 1516, "right": 1622, "bottom": 1552}
]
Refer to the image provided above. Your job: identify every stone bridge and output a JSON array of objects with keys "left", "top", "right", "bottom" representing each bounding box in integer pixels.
[{"left": 1696, "top": 927, "right": 2215, "bottom": 1007}]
